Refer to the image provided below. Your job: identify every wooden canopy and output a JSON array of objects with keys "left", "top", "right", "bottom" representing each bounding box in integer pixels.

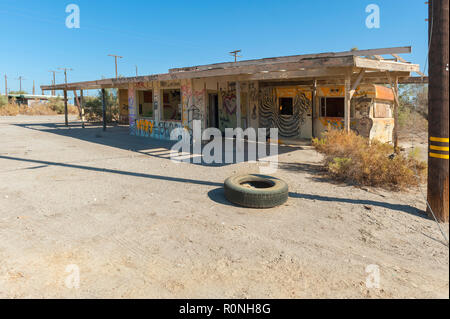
[{"left": 41, "top": 46, "right": 424, "bottom": 92}]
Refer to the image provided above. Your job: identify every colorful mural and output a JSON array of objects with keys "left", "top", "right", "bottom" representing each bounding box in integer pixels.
[
  {"left": 259, "top": 87, "right": 311, "bottom": 138},
  {"left": 135, "top": 118, "right": 183, "bottom": 140},
  {"left": 128, "top": 85, "right": 137, "bottom": 135}
]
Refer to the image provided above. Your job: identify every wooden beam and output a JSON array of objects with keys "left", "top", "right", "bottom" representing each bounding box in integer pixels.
[
  {"left": 386, "top": 72, "right": 400, "bottom": 151},
  {"left": 73, "top": 90, "right": 81, "bottom": 117},
  {"left": 101, "top": 88, "right": 107, "bottom": 131},
  {"left": 344, "top": 74, "right": 351, "bottom": 133},
  {"left": 312, "top": 79, "right": 317, "bottom": 138},
  {"left": 372, "top": 55, "right": 384, "bottom": 60},
  {"left": 398, "top": 76, "right": 428, "bottom": 84},
  {"left": 169, "top": 46, "right": 412, "bottom": 73},
  {"left": 391, "top": 54, "right": 427, "bottom": 77},
  {"left": 80, "top": 90, "right": 85, "bottom": 129},
  {"left": 63, "top": 90, "right": 68, "bottom": 127},
  {"left": 350, "top": 70, "right": 365, "bottom": 97},
  {"left": 355, "top": 57, "right": 420, "bottom": 72}
]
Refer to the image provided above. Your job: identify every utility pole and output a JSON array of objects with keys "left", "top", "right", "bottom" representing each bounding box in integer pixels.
[
  {"left": 58, "top": 67, "right": 72, "bottom": 85},
  {"left": 135, "top": 65, "right": 138, "bottom": 77},
  {"left": 16, "top": 76, "right": 26, "bottom": 92},
  {"left": 4, "top": 75, "right": 7, "bottom": 96},
  {"left": 229, "top": 50, "right": 242, "bottom": 63},
  {"left": 108, "top": 54, "right": 123, "bottom": 78},
  {"left": 33, "top": 80, "right": 36, "bottom": 95},
  {"left": 49, "top": 70, "right": 59, "bottom": 96},
  {"left": 428, "top": 0, "right": 449, "bottom": 223},
  {"left": 58, "top": 67, "right": 73, "bottom": 126}
]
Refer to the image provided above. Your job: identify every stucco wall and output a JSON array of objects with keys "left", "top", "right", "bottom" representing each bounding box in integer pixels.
[{"left": 126, "top": 80, "right": 394, "bottom": 143}]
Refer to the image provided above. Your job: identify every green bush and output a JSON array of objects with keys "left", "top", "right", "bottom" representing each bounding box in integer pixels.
[
  {"left": 83, "top": 89, "right": 119, "bottom": 122},
  {"left": 47, "top": 97, "right": 65, "bottom": 114}
]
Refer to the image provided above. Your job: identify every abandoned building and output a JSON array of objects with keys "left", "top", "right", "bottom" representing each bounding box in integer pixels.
[
  {"left": 41, "top": 46, "right": 423, "bottom": 144},
  {"left": 7, "top": 93, "right": 60, "bottom": 107}
]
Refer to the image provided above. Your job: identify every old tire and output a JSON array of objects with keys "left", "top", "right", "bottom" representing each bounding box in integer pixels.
[{"left": 224, "top": 174, "right": 289, "bottom": 208}]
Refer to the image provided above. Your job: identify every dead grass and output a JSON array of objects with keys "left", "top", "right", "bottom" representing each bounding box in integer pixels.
[
  {"left": 0, "top": 103, "right": 78, "bottom": 116},
  {"left": 313, "top": 130, "right": 427, "bottom": 191}
]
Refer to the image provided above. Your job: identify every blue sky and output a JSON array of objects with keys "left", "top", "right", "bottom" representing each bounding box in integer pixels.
[{"left": 0, "top": 0, "right": 428, "bottom": 96}]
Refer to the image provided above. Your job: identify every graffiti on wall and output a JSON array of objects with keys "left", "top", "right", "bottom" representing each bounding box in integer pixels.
[
  {"left": 319, "top": 117, "right": 346, "bottom": 130},
  {"left": 181, "top": 83, "right": 205, "bottom": 128},
  {"left": 249, "top": 85, "right": 259, "bottom": 122},
  {"left": 128, "top": 86, "right": 137, "bottom": 135},
  {"left": 259, "top": 87, "right": 311, "bottom": 138},
  {"left": 219, "top": 90, "right": 237, "bottom": 130},
  {"left": 135, "top": 118, "right": 183, "bottom": 140}
]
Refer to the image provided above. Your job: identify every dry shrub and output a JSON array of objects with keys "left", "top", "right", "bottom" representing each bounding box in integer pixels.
[
  {"left": 0, "top": 104, "right": 19, "bottom": 116},
  {"left": 0, "top": 102, "right": 78, "bottom": 116},
  {"left": 313, "top": 130, "right": 427, "bottom": 190},
  {"left": 18, "top": 104, "right": 57, "bottom": 115}
]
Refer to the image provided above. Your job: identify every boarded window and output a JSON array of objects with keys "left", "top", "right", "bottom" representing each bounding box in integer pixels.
[
  {"left": 138, "top": 90, "right": 154, "bottom": 118},
  {"left": 320, "top": 97, "right": 345, "bottom": 117},
  {"left": 374, "top": 101, "right": 392, "bottom": 118},
  {"left": 279, "top": 97, "right": 294, "bottom": 116},
  {"left": 162, "top": 89, "right": 181, "bottom": 121}
]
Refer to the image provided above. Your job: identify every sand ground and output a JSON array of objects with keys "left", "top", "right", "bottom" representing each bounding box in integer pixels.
[{"left": 0, "top": 115, "right": 448, "bottom": 299}]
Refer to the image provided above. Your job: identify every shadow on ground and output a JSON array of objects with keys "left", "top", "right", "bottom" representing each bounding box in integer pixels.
[
  {"left": 14, "top": 122, "right": 301, "bottom": 168},
  {"left": 6, "top": 120, "right": 429, "bottom": 220}
]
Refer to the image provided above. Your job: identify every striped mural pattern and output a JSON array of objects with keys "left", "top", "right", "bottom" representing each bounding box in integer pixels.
[{"left": 259, "top": 88, "right": 311, "bottom": 138}]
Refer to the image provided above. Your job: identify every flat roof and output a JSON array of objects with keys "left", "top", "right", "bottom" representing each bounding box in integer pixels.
[
  {"left": 41, "top": 46, "right": 423, "bottom": 92},
  {"left": 8, "top": 94, "right": 60, "bottom": 99}
]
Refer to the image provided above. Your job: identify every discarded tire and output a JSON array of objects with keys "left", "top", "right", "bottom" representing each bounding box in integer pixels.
[{"left": 224, "top": 174, "right": 289, "bottom": 208}]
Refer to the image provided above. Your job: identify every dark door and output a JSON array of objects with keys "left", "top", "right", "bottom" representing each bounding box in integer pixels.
[{"left": 209, "top": 93, "right": 219, "bottom": 129}]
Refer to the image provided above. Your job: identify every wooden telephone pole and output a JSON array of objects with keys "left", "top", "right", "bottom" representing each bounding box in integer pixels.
[
  {"left": 428, "top": 0, "right": 449, "bottom": 223},
  {"left": 230, "top": 50, "right": 242, "bottom": 63},
  {"left": 4, "top": 75, "right": 7, "bottom": 96},
  {"left": 108, "top": 54, "right": 123, "bottom": 78},
  {"left": 16, "top": 76, "right": 26, "bottom": 92},
  {"left": 48, "top": 70, "right": 59, "bottom": 96},
  {"left": 58, "top": 67, "right": 73, "bottom": 126}
]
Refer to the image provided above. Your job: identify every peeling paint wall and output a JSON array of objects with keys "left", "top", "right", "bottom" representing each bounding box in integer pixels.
[
  {"left": 125, "top": 79, "right": 394, "bottom": 144},
  {"left": 314, "top": 84, "right": 394, "bottom": 143},
  {"left": 118, "top": 89, "right": 129, "bottom": 124}
]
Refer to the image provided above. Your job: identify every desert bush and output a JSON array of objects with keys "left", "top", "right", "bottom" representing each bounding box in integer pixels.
[
  {"left": 0, "top": 100, "right": 78, "bottom": 116},
  {"left": 18, "top": 104, "right": 57, "bottom": 115},
  {"left": 312, "top": 130, "right": 427, "bottom": 190},
  {"left": 83, "top": 89, "right": 119, "bottom": 122},
  {"left": 0, "top": 103, "right": 19, "bottom": 116},
  {"left": 0, "top": 95, "right": 8, "bottom": 107},
  {"left": 46, "top": 97, "right": 65, "bottom": 114}
]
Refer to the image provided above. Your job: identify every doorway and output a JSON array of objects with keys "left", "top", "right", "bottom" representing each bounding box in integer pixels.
[{"left": 208, "top": 93, "right": 219, "bottom": 129}]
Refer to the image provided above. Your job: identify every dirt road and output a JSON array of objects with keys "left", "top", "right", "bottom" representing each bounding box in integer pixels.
[{"left": 0, "top": 115, "right": 448, "bottom": 298}]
